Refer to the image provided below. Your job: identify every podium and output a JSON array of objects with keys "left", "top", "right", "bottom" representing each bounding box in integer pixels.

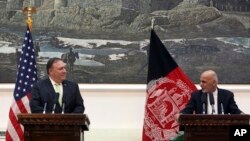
[
  {"left": 179, "top": 114, "right": 250, "bottom": 141},
  {"left": 18, "top": 113, "right": 90, "bottom": 141}
]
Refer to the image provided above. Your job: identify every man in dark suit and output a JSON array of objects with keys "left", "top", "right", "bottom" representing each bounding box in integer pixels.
[
  {"left": 180, "top": 70, "right": 242, "bottom": 115},
  {"left": 30, "top": 57, "right": 85, "bottom": 113}
]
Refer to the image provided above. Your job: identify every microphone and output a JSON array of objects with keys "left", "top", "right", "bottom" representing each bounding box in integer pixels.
[
  {"left": 61, "top": 94, "right": 66, "bottom": 114},
  {"left": 43, "top": 97, "right": 48, "bottom": 114},
  {"left": 52, "top": 93, "right": 59, "bottom": 114},
  {"left": 208, "top": 93, "right": 215, "bottom": 114},
  {"left": 221, "top": 103, "right": 224, "bottom": 114},
  {"left": 219, "top": 97, "right": 224, "bottom": 114},
  {"left": 201, "top": 93, "right": 207, "bottom": 114},
  {"left": 61, "top": 102, "right": 65, "bottom": 114},
  {"left": 42, "top": 102, "right": 47, "bottom": 114}
]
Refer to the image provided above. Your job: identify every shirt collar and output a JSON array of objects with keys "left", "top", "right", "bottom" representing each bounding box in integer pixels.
[
  {"left": 49, "top": 77, "right": 61, "bottom": 85},
  {"left": 213, "top": 88, "right": 218, "bottom": 96}
]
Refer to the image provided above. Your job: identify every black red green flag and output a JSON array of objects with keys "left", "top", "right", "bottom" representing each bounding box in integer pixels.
[{"left": 142, "top": 29, "right": 197, "bottom": 141}]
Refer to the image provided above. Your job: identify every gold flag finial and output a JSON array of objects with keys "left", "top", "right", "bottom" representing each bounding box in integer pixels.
[{"left": 23, "top": 7, "right": 36, "bottom": 31}]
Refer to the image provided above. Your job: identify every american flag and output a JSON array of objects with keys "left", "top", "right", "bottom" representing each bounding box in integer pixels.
[{"left": 5, "top": 26, "right": 38, "bottom": 141}]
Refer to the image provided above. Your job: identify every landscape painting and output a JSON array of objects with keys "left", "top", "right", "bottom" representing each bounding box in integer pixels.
[{"left": 0, "top": 0, "right": 250, "bottom": 84}]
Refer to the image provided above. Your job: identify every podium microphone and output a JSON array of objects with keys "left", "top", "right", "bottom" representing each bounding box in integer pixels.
[
  {"left": 61, "top": 102, "right": 65, "bottom": 114},
  {"left": 42, "top": 102, "right": 47, "bottom": 114},
  {"left": 221, "top": 103, "right": 224, "bottom": 114},
  {"left": 209, "top": 93, "right": 215, "bottom": 114},
  {"left": 61, "top": 95, "right": 66, "bottom": 114},
  {"left": 201, "top": 93, "right": 207, "bottom": 114},
  {"left": 52, "top": 93, "right": 59, "bottom": 114}
]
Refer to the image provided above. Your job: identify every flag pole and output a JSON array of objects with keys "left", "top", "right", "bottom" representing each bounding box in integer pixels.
[
  {"left": 23, "top": 6, "right": 36, "bottom": 31},
  {"left": 151, "top": 18, "right": 155, "bottom": 30}
]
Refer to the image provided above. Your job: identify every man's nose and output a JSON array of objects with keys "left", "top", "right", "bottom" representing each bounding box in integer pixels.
[
  {"left": 200, "top": 82, "right": 204, "bottom": 88},
  {"left": 63, "top": 68, "right": 67, "bottom": 73},
  {"left": 200, "top": 82, "right": 202, "bottom": 86}
]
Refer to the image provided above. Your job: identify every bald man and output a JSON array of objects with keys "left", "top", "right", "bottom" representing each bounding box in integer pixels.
[{"left": 181, "top": 70, "right": 242, "bottom": 114}]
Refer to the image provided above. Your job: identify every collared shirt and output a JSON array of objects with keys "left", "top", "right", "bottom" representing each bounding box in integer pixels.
[{"left": 49, "top": 77, "right": 63, "bottom": 95}]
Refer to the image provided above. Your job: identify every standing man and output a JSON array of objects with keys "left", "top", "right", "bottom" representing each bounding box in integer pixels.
[
  {"left": 181, "top": 70, "right": 242, "bottom": 114},
  {"left": 30, "top": 57, "right": 85, "bottom": 113}
]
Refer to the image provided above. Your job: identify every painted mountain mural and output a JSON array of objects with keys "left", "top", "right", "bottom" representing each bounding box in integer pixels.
[{"left": 0, "top": 0, "right": 250, "bottom": 83}]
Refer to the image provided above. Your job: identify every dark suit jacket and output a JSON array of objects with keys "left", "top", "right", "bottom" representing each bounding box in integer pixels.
[
  {"left": 181, "top": 88, "right": 242, "bottom": 114},
  {"left": 30, "top": 78, "right": 85, "bottom": 113}
]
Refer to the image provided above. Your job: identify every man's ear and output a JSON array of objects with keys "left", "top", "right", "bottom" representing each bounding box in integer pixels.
[
  {"left": 213, "top": 80, "right": 217, "bottom": 86},
  {"left": 48, "top": 68, "right": 52, "bottom": 75}
]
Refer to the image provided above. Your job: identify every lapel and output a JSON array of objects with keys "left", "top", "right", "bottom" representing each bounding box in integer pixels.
[
  {"left": 45, "top": 78, "right": 57, "bottom": 99},
  {"left": 205, "top": 93, "right": 208, "bottom": 114},
  {"left": 199, "top": 91, "right": 208, "bottom": 114},
  {"left": 217, "top": 88, "right": 223, "bottom": 114},
  {"left": 62, "top": 81, "right": 68, "bottom": 103}
]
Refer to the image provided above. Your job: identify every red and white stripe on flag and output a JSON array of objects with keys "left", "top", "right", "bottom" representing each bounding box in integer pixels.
[{"left": 6, "top": 95, "right": 31, "bottom": 141}]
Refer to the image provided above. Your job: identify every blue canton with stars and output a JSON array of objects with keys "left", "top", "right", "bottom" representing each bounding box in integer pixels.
[{"left": 14, "top": 26, "right": 38, "bottom": 100}]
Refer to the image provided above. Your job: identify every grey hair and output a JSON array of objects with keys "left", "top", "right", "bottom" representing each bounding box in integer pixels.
[{"left": 203, "top": 70, "right": 218, "bottom": 83}]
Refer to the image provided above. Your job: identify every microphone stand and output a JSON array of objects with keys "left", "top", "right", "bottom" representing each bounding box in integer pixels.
[
  {"left": 61, "top": 103, "right": 65, "bottom": 114},
  {"left": 201, "top": 93, "right": 207, "bottom": 114},
  {"left": 52, "top": 103, "right": 56, "bottom": 114},
  {"left": 42, "top": 102, "right": 47, "bottom": 114},
  {"left": 202, "top": 103, "right": 206, "bottom": 114},
  {"left": 221, "top": 103, "right": 224, "bottom": 114},
  {"left": 211, "top": 104, "right": 215, "bottom": 115},
  {"left": 52, "top": 93, "right": 59, "bottom": 114}
]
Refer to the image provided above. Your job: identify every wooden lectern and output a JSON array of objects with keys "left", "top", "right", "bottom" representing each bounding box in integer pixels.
[
  {"left": 179, "top": 114, "right": 250, "bottom": 141},
  {"left": 18, "top": 113, "right": 90, "bottom": 141}
]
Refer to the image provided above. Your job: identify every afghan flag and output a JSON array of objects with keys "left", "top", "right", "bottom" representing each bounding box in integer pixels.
[{"left": 142, "top": 29, "right": 197, "bottom": 141}]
